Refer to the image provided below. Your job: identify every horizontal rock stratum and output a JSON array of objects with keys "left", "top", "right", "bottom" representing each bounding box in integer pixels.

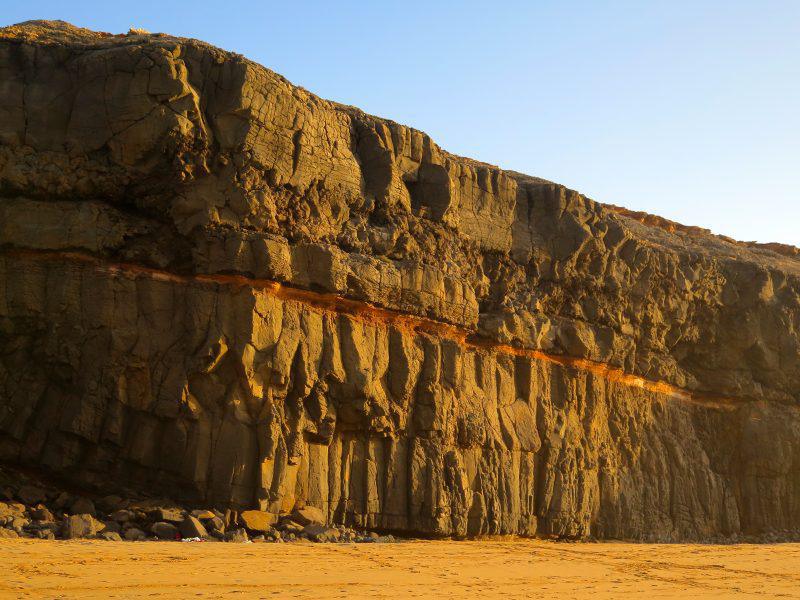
[{"left": 1, "top": 20, "right": 799, "bottom": 541}]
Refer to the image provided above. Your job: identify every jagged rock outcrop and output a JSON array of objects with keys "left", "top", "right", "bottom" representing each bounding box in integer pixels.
[{"left": 1, "top": 20, "right": 799, "bottom": 541}]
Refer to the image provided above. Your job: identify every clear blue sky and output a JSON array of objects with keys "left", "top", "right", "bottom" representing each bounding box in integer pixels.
[{"left": 6, "top": 1, "right": 800, "bottom": 245}]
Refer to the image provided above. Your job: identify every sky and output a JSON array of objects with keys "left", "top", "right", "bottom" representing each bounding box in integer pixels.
[{"left": 5, "top": 1, "right": 800, "bottom": 245}]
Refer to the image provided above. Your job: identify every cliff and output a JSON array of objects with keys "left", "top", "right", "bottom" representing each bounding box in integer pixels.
[{"left": 1, "top": 20, "right": 798, "bottom": 541}]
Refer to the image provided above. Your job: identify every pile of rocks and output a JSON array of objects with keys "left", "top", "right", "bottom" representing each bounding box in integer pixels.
[{"left": 0, "top": 470, "right": 396, "bottom": 544}]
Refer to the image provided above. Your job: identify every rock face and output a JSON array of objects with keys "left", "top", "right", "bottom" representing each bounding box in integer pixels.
[{"left": 1, "top": 20, "right": 799, "bottom": 542}]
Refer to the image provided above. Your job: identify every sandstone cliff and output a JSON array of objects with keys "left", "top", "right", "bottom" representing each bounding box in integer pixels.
[{"left": 1, "top": 20, "right": 798, "bottom": 541}]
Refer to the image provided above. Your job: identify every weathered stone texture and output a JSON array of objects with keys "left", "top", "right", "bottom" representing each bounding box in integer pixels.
[{"left": 0, "top": 21, "right": 799, "bottom": 541}]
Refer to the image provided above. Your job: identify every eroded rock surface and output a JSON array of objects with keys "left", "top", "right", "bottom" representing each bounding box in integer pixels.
[{"left": 1, "top": 20, "right": 799, "bottom": 541}]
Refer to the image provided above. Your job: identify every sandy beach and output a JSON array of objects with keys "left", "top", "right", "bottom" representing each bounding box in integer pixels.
[{"left": 2, "top": 539, "right": 799, "bottom": 599}]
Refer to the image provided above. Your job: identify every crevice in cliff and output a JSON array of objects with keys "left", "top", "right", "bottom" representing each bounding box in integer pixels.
[{"left": 2, "top": 247, "right": 751, "bottom": 411}]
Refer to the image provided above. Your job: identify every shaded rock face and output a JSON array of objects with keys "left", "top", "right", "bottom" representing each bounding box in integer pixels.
[{"left": 0, "top": 21, "right": 799, "bottom": 541}]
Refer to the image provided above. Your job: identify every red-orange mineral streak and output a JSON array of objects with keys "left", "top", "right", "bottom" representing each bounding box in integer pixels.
[{"left": 4, "top": 248, "right": 746, "bottom": 411}]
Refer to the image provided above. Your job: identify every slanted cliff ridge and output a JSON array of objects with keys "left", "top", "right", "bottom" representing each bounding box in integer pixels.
[{"left": 1, "top": 20, "right": 799, "bottom": 541}]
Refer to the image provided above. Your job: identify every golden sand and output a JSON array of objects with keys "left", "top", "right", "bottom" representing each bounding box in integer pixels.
[{"left": 2, "top": 539, "right": 799, "bottom": 599}]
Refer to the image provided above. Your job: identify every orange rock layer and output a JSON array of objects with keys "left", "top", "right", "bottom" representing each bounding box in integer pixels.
[{"left": 4, "top": 248, "right": 744, "bottom": 412}]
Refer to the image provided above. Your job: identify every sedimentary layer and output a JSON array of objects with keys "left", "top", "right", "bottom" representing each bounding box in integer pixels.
[{"left": 1, "top": 20, "right": 799, "bottom": 541}]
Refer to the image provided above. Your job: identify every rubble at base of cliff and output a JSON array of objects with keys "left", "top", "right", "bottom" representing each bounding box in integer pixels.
[
  {"left": 2, "top": 467, "right": 799, "bottom": 545},
  {"left": 0, "top": 467, "right": 398, "bottom": 544}
]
